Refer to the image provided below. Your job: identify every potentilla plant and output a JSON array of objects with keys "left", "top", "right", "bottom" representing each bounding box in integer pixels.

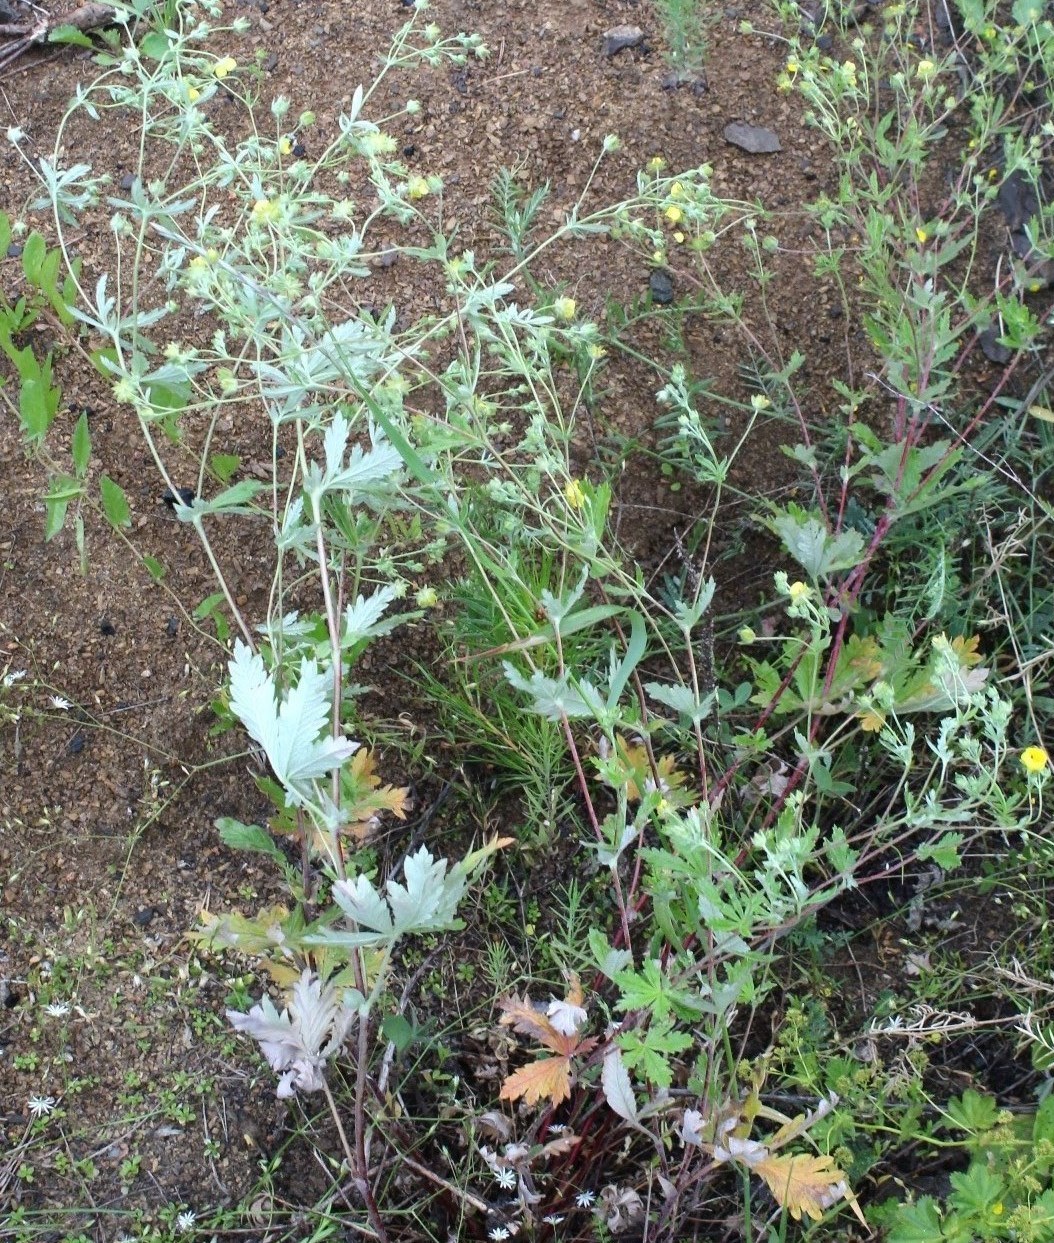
[{"left": 22, "top": 0, "right": 1054, "bottom": 1235}]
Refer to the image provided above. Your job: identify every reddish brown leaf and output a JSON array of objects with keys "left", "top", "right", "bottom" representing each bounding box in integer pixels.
[{"left": 500, "top": 1055, "right": 573, "bottom": 1106}]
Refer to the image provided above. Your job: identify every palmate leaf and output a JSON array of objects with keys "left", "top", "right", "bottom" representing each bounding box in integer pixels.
[
  {"left": 500, "top": 1054, "right": 575, "bottom": 1106},
  {"left": 498, "top": 984, "right": 598, "bottom": 1108},
  {"left": 228, "top": 642, "right": 357, "bottom": 806},
  {"left": 751, "top": 1151, "right": 850, "bottom": 1223}
]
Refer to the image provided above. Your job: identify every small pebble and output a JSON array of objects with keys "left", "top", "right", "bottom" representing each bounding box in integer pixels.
[
  {"left": 649, "top": 269, "right": 675, "bottom": 305},
  {"left": 133, "top": 907, "right": 156, "bottom": 928}
]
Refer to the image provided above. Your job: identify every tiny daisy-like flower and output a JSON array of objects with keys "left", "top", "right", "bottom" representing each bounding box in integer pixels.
[
  {"left": 28, "top": 1096, "right": 57, "bottom": 1118},
  {"left": 548, "top": 1123, "right": 567, "bottom": 1134},
  {"left": 45, "top": 1001, "right": 71, "bottom": 1018},
  {"left": 488, "top": 1228, "right": 511, "bottom": 1241},
  {"left": 1021, "top": 746, "right": 1049, "bottom": 775},
  {"left": 542, "top": 1214, "right": 565, "bottom": 1225},
  {"left": 494, "top": 1166, "right": 517, "bottom": 1190},
  {"left": 48, "top": 696, "right": 72, "bottom": 711},
  {"left": 175, "top": 1210, "right": 196, "bottom": 1233},
  {"left": 575, "top": 1189, "right": 596, "bottom": 1208}
]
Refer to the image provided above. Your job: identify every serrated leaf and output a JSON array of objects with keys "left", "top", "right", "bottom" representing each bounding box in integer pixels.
[
  {"left": 227, "top": 642, "right": 357, "bottom": 806},
  {"left": 216, "top": 817, "right": 284, "bottom": 860},
  {"left": 342, "top": 584, "right": 400, "bottom": 645},
  {"left": 47, "top": 24, "right": 96, "bottom": 47},
  {"left": 769, "top": 505, "right": 865, "bottom": 580},
  {"left": 601, "top": 1047, "right": 639, "bottom": 1123},
  {"left": 751, "top": 1150, "right": 850, "bottom": 1222},
  {"left": 210, "top": 452, "right": 241, "bottom": 483},
  {"left": 886, "top": 1197, "right": 947, "bottom": 1243},
  {"left": 499, "top": 1054, "right": 574, "bottom": 1106}
]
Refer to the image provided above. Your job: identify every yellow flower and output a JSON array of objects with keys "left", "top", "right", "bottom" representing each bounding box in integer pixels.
[
  {"left": 786, "top": 57, "right": 799, "bottom": 74},
  {"left": 915, "top": 59, "right": 937, "bottom": 79},
  {"left": 564, "top": 479, "right": 586, "bottom": 509},
  {"left": 278, "top": 136, "right": 293, "bottom": 156},
  {"left": 406, "top": 174, "right": 431, "bottom": 200},
  {"left": 1021, "top": 746, "right": 1049, "bottom": 775},
  {"left": 587, "top": 344, "right": 607, "bottom": 360},
  {"left": 665, "top": 204, "right": 684, "bottom": 225},
  {"left": 251, "top": 198, "right": 280, "bottom": 224},
  {"left": 670, "top": 182, "right": 684, "bottom": 198},
  {"left": 788, "top": 581, "right": 811, "bottom": 603},
  {"left": 915, "top": 226, "right": 929, "bottom": 243},
  {"left": 553, "top": 295, "right": 576, "bottom": 322},
  {"left": 187, "top": 86, "right": 200, "bottom": 103},
  {"left": 212, "top": 56, "right": 237, "bottom": 78},
  {"left": 673, "top": 231, "right": 685, "bottom": 243},
  {"left": 751, "top": 394, "right": 772, "bottom": 411},
  {"left": 646, "top": 155, "right": 666, "bottom": 172}
]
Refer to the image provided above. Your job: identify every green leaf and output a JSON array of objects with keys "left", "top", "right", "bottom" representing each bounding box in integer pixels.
[
  {"left": 71, "top": 411, "right": 91, "bottom": 477},
  {"left": 948, "top": 1163, "right": 1004, "bottom": 1217},
  {"left": 617, "top": 1016, "right": 692, "bottom": 1089},
  {"left": 0, "top": 213, "right": 9, "bottom": 257},
  {"left": 47, "top": 24, "right": 96, "bottom": 47},
  {"left": 20, "top": 232, "right": 47, "bottom": 285},
  {"left": 43, "top": 475, "right": 79, "bottom": 541},
  {"left": 210, "top": 453, "right": 241, "bottom": 483},
  {"left": 142, "top": 555, "right": 166, "bottom": 581},
  {"left": 19, "top": 374, "right": 57, "bottom": 442},
  {"left": 945, "top": 1089, "right": 999, "bottom": 1135},
  {"left": 768, "top": 503, "right": 865, "bottom": 580},
  {"left": 916, "top": 832, "right": 963, "bottom": 870},
  {"left": 99, "top": 475, "right": 131, "bottom": 527},
  {"left": 137, "top": 29, "right": 171, "bottom": 59},
  {"left": 215, "top": 817, "right": 284, "bottom": 860},
  {"left": 381, "top": 1014, "right": 415, "bottom": 1054},
  {"left": 886, "top": 1197, "right": 946, "bottom": 1243}
]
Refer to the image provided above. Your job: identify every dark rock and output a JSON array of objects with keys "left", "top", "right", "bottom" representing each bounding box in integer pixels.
[
  {"left": 815, "top": 32, "right": 834, "bottom": 49},
  {"left": 119, "top": 173, "right": 136, "bottom": 192},
  {"left": 649, "top": 268, "right": 675, "bottom": 304},
  {"left": 166, "top": 616, "right": 179, "bottom": 638},
  {"left": 162, "top": 486, "right": 196, "bottom": 509},
  {"left": 978, "top": 327, "right": 1012, "bottom": 365},
  {"left": 602, "top": 24, "right": 644, "bottom": 56},
  {"left": 997, "top": 170, "right": 1038, "bottom": 231},
  {"left": 67, "top": 732, "right": 86, "bottom": 755},
  {"left": 133, "top": 907, "right": 156, "bottom": 927},
  {"left": 6, "top": 243, "right": 22, "bottom": 259},
  {"left": 724, "top": 122, "right": 782, "bottom": 153}
]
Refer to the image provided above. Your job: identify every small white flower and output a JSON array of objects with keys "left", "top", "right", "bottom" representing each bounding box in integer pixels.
[
  {"left": 175, "top": 1209, "right": 196, "bottom": 1233},
  {"left": 48, "top": 696, "right": 72, "bottom": 711},
  {"left": 548, "top": 1123, "right": 566, "bottom": 1134},
  {"left": 2, "top": 669, "right": 26, "bottom": 688},
  {"left": 488, "top": 1229, "right": 510, "bottom": 1242},
  {"left": 575, "top": 1189, "right": 596, "bottom": 1208},
  {"left": 494, "top": 1166, "right": 516, "bottom": 1190},
  {"left": 6, "top": 126, "right": 24, "bottom": 144},
  {"left": 28, "top": 1095, "right": 57, "bottom": 1118},
  {"left": 45, "top": 1001, "right": 71, "bottom": 1018},
  {"left": 542, "top": 1214, "right": 565, "bottom": 1225}
]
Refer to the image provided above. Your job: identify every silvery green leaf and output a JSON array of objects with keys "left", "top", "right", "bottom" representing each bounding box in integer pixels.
[
  {"left": 342, "top": 584, "right": 400, "bottom": 646},
  {"left": 227, "top": 642, "right": 357, "bottom": 806},
  {"left": 672, "top": 577, "right": 715, "bottom": 630},
  {"left": 588, "top": 928, "right": 633, "bottom": 980},
  {"left": 324, "top": 435, "right": 403, "bottom": 495},
  {"left": 327, "top": 847, "right": 467, "bottom": 948},
  {"left": 502, "top": 663, "right": 597, "bottom": 720},
  {"left": 644, "top": 681, "right": 715, "bottom": 724},
  {"left": 768, "top": 506, "right": 864, "bottom": 580},
  {"left": 601, "top": 1047, "right": 639, "bottom": 1124},
  {"left": 227, "top": 970, "right": 355, "bottom": 1098}
]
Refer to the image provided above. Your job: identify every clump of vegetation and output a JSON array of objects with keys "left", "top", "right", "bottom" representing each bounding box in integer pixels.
[{"left": 3, "top": 0, "right": 1054, "bottom": 1236}]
